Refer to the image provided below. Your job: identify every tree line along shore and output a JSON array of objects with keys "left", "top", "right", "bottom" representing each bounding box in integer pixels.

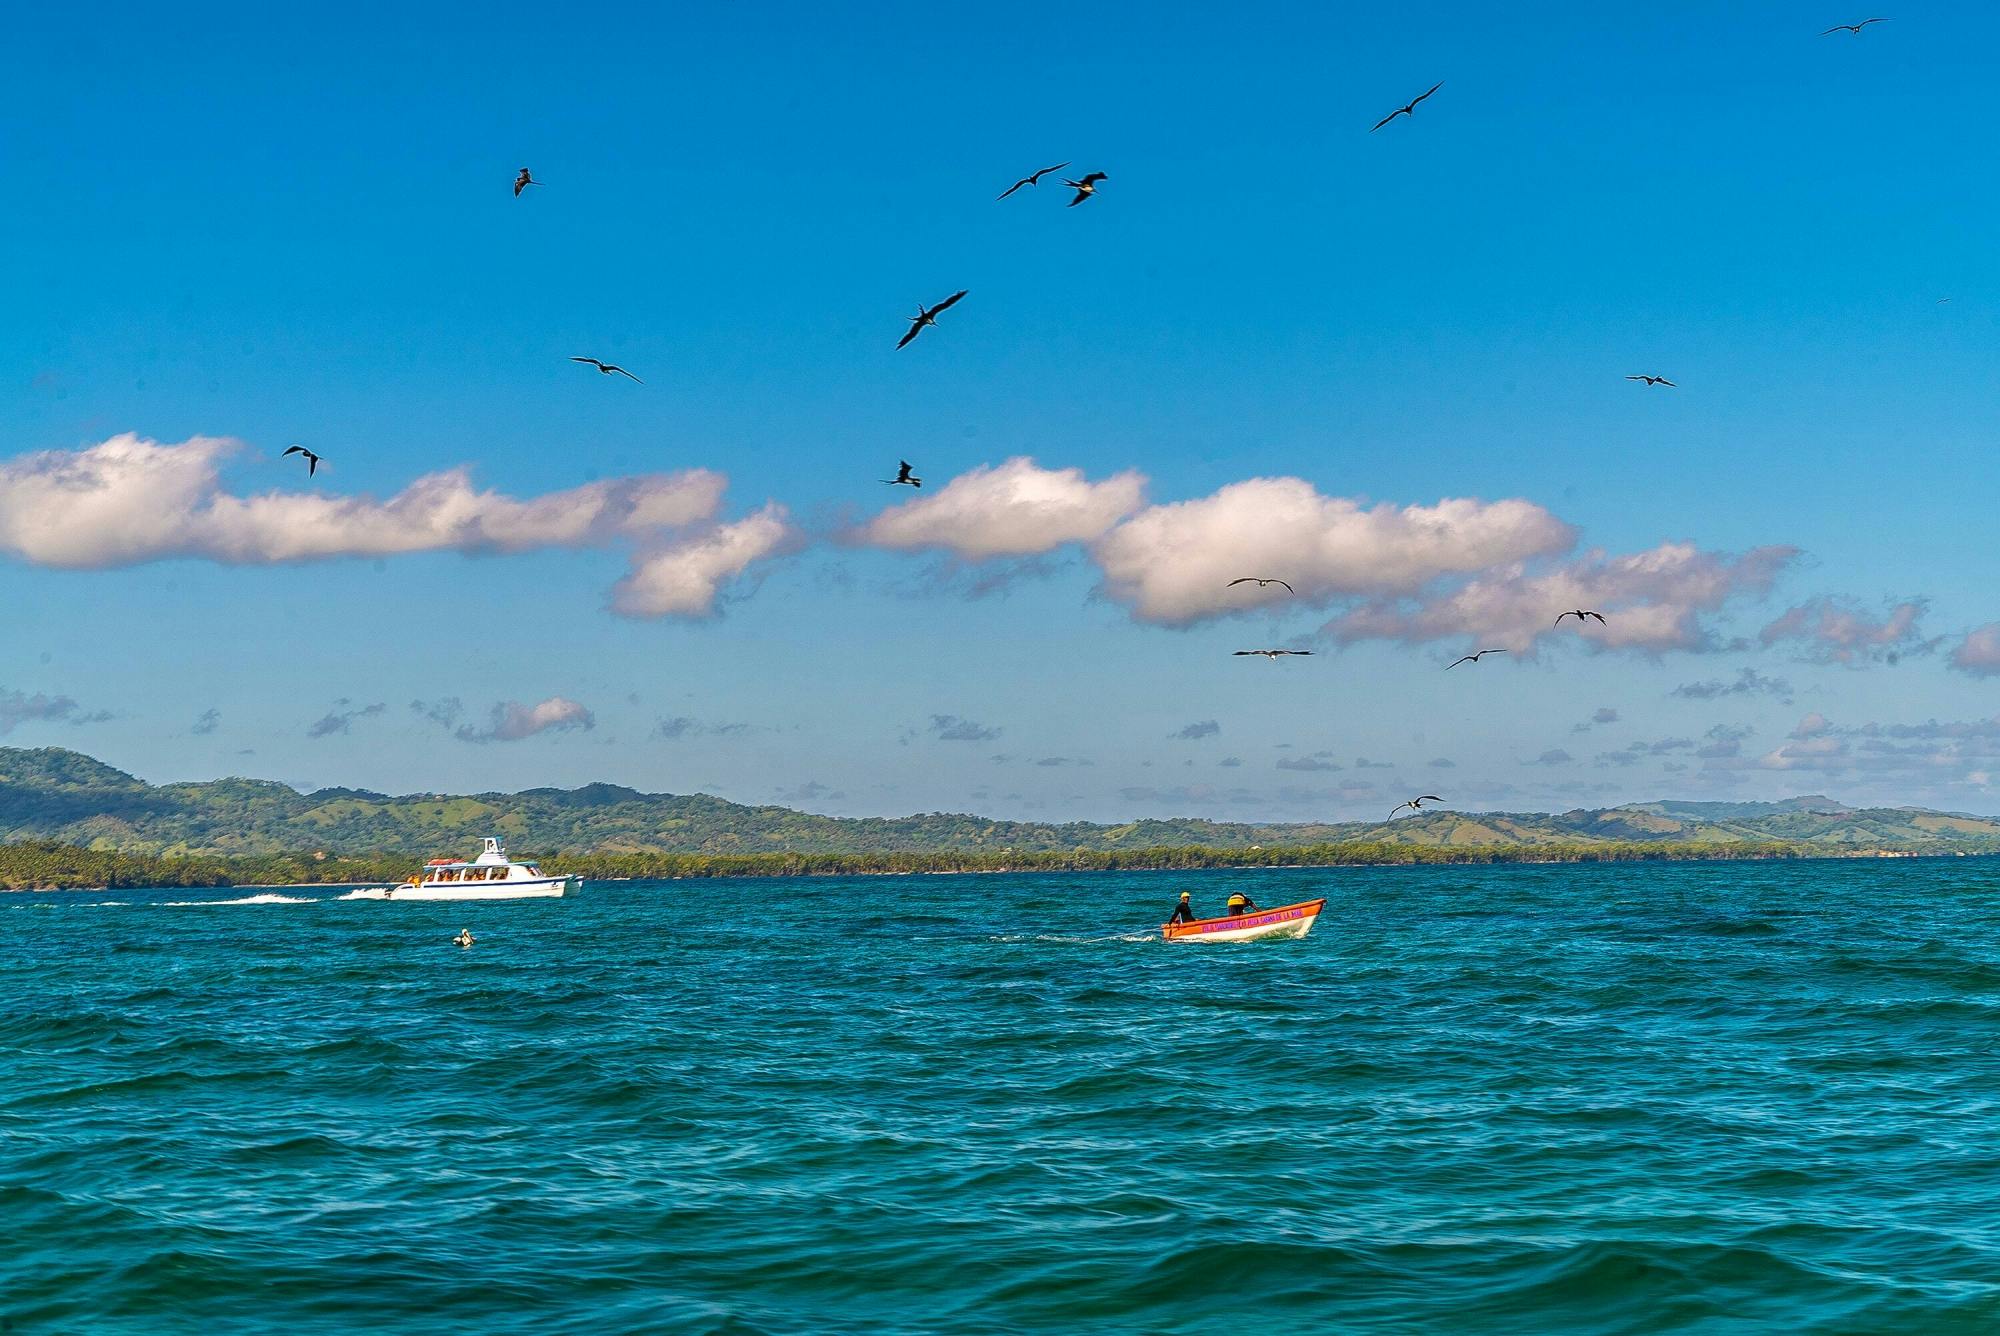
[{"left": 0, "top": 837, "right": 1967, "bottom": 891}]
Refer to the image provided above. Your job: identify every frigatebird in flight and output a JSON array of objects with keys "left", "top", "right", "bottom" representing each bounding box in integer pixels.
[
  {"left": 1233, "top": 649, "right": 1313, "bottom": 660},
  {"left": 1064, "top": 172, "right": 1107, "bottom": 206},
  {"left": 1446, "top": 649, "right": 1507, "bottom": 670},
  {"left": 883, "top": 460, "right": 922, "bottom": 488},
  {"left": 1390, "top": 796, "right": 1444, "bottom": 818},
  {"left": 282, "top": 445, "right": 322, "bottom": 478},
  {"left": 514, "top": 169, "right": 538, "bottom": 197},
  {"left": 997, "top": 162, "right": 1070, "bottom": 200},
  {"left": 1555, "top": 609, "right": 1607, "bottom": 627},
  {"left": 897, "top": 290, "right": 968, "bottom": 349},
  {"left": 1821, "top": 18, "right": 1889, "bottom": 35},
  {"left": 1227, "top": 577, "right": 1295, "bottom": 594},
  {"left": 1626, "top": 374, "right": 1676, "bottom": 387},
  {"left": 1371, "top": 82, "right": 1443, "bottom": 132},
  {"left": 571, "top": 357, "right": 642, "bottom": 383}
]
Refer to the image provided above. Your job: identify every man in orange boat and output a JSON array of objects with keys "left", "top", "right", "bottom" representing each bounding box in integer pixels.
[
  {"left": 1225, "top": 890, "right": 1258, "bottom": 916},
  {"left": 1167, "top": 891, "right": 1198, "bottom": 925}
]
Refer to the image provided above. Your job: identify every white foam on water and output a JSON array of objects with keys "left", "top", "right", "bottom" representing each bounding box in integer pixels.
[
  {"left": 334, "top": 888, "right": 391, "bottom": 900},
  {"left": 163, "top": 893, "right": 320, "bottom": 907}
]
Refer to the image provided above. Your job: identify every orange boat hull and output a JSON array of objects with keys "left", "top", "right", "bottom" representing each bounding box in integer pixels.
[{"left": 1161, "top": 897, "right": 1326, "bottom": 943}]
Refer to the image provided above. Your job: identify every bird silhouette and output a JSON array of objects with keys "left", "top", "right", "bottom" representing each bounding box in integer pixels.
[
  {"left": 1626, "top": 374, "right": 1676, "bottom": 387},
  {"left": 514, "top": 168, "right": 537, "bottom": 197},
  {"left": 1555, "top": 609, "right": 1607, "bottom": 627},
  {"left": 997, "top": 162, "right": 1070, "bottom": 200},
  {"left": 897, "top": 290, "right": 969, "bottom": 349},
  {"left": 1390, "top": 796, "right": 1444, "bottom": 818},
  {"left": 1233, "top": 649, "right": 1313, "bottom": 660},
  {"left": 883, "top": 460, "right": 922, "bottom": 488},
  {"left": 282, "top": 445, "right": 322, "bottom": 478},
  {"left": 1064, "top": 172, "right": 1107, "bottom": 206},
  {"left": 1821, "top": 18, "right": 1889, "bottom": 35},
  {"left": 570, "top": 357, "right": 642, "bottom": 383},
  {"left": 1447, "top": 649, "right": 1507, "bottom": 670},
  {"left": 1227, "top": 577, "right": 1295, "bottom": 594},
  {"left": 1372, "top": 82, "right": 1443, "bottom": 132}
]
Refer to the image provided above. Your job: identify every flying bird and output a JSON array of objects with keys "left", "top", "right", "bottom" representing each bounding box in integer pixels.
[
  {"left": 1371, "top": 82, "right": 1443, "bottom": 132},
  {"left": 997, "top": 162, "right": 1070, "bottom": 200},
  {"left": 514, "top": 168, "right": 537, "bottom": 197},
  {"left": 1555, "top": 609, "right": 1607, "bottom": 627},
  {"left": 1064, "top": 172, "right": 1107, "bottom": 207},
  {"left": 570, "top": 357, "right": 642, "bottom": 383},
  {"left": 1446, "top": 649, "right": 1507, "bottom": 670},
  {"left": 282, "top": 445, "right": 321, "bottom": 477},
  {"left": 1626, "top": 374, "right": 1676, "bottom": 387},
  {"left": 1233, "top": 649, "right": 1314, "bottom": 660},
  {"left": 1227, "top": 577, "right": 1295, "bottom": 594},
  {"left": 1390, "top": 796, "right": 1444, "bottom": 818},
  {"left": 883, "top": 460, "right": 922, "bottom": 488},
  {"left": 897, "top": 290, "right": 969, "bottom": 349},
  {"left": 1821, "top": 18, "right": 1889, "bottom": 35}
]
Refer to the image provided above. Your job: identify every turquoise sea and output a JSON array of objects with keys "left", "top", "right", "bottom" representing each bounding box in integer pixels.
[{"left": 6, "top": 860, "right": 2000, "bottom": 1333}]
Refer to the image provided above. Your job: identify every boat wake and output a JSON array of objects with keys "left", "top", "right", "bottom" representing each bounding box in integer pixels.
[{"left": 162, "top": 893, "right": 320, "bottom": 907}]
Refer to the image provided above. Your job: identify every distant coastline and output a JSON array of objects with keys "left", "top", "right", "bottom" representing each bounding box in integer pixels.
[{"left": 0, "top": 839, "right": 1985, "bottom": 892}]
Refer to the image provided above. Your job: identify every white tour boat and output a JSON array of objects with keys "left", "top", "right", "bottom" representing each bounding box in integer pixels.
[{"left": 357, "top": 838, "right": 578, "bottom": 901}]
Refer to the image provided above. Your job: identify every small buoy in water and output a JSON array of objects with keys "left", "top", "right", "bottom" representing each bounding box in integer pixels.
[{"left": 453, "top": 928, "right": 475, "bottom": 948}]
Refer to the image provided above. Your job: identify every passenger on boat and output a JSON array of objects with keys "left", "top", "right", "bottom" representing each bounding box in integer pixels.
[
  {"left": 1225, "top": 891, "right": 1258, "bottom": 916},
  {"left": 1167, "top": 892, "right": 1198, "bottom": 925}
]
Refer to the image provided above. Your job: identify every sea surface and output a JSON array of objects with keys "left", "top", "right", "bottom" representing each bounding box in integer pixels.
[{"left": 5, "top": 860, "right": 2000, "bottom": 1333}]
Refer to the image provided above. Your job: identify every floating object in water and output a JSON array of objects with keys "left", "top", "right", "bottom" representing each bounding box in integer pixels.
[
  {"left": 453, "top": 929, "right": 475, "bottom": 948},
  {"left": 1161, "top": 898, "right": 1325, "bottom": 943}
]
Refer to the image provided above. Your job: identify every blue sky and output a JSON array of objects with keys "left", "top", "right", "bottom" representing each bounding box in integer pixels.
[{"left": 3, "top": 1, "right": 1998, "bottom": 821}]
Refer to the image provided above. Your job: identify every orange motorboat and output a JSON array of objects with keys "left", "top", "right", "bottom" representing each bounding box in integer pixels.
[{"left": 1161, "top": 897, "right": 1326, "bottom": 943}]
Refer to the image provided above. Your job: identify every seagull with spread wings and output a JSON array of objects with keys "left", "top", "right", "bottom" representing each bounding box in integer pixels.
[
  {"left": 897, "top": 290, "right": 969, "bottom": 349},
  {"left": 1227, "top": 577, "right": 1295, "bottom": 594},
  {"left": 1627, "top": 374, "right": 1676, "bottom": 387},
  {"left": 571, "top": 357, "right": 642, "bottom": 383},
  {"left": 1821, "top": 18, "right": 1889, "bottom": 35},
  {"left": 1390, "top": 796, "right": 1444, "bottom": 818},
  {"left": 1064, "top": 172, "right": 1107, "bottom": 206},
  {"left": 1233, "top": 649, "right": 1313, "bottom": 660},
  {"left": 514, "top": 168, "right": 538, "bottom": 197},
  {"left": 883, "top": 460, "right": 922, "bottom": 488},
  {"left": 1372, "top": 82, "right": 1443, "bottom": 132},
  {"left": 282, "top": 445, "right": 322, "bottom": 478},
  {"left": 1555, "top": 609, "right": 1607, "bottom": 627},
  {"left": 1447, "top": 649, "right": 1507, "bottom": 670},
  {"left": 997, "top": 162, "right": 1070, "bottom": 200}
]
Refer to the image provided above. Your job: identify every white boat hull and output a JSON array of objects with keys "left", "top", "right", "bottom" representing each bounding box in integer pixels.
[{"left": 349, "top": 874, "right": 578, "bottom": 902}]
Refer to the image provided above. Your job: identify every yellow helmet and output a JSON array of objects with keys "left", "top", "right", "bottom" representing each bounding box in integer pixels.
[{"left": 1179, "top": 891, "right": 1190, "bottom": 900}]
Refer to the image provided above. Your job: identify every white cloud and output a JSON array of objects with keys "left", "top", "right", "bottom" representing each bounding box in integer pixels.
[
  {"left": 1759, "top": 597, "right": 1934, "bottom": 665},
  {"left": 0, "top": 434, "right": 792, "bottom": 620},
  {"left": 610, "top": 505, "right": 794, "bottom": 619},
  {"left": 1949, "top": 624, "right": 2000, "bottom": 678},
  {"left": 1332, "top": 542, "right": 1799, "bottom": 654},
  {"left": 461, "top": 697, "right": 595, "bottom": 743},
  {"left": 0, "top": 434, "right": 726, "bottom": 567},
  {"left": 857, "top": 457, "right": 1144, "bottom": 560},
  {"left": 414, "top": 695, "right": 596, "bottom": 743},
  {"left": 1092, "top": 477, "right": 1574, "bottom": 625}
]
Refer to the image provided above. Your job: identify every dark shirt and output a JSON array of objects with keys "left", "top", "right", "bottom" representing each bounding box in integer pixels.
[{"left": 1167, "top": 901, "right": 1197, "bottom": 924}]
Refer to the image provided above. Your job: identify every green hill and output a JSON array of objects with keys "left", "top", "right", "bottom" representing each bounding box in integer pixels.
[{"left": 1, "top": 747, "right": 1997, "bottom": 860}]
